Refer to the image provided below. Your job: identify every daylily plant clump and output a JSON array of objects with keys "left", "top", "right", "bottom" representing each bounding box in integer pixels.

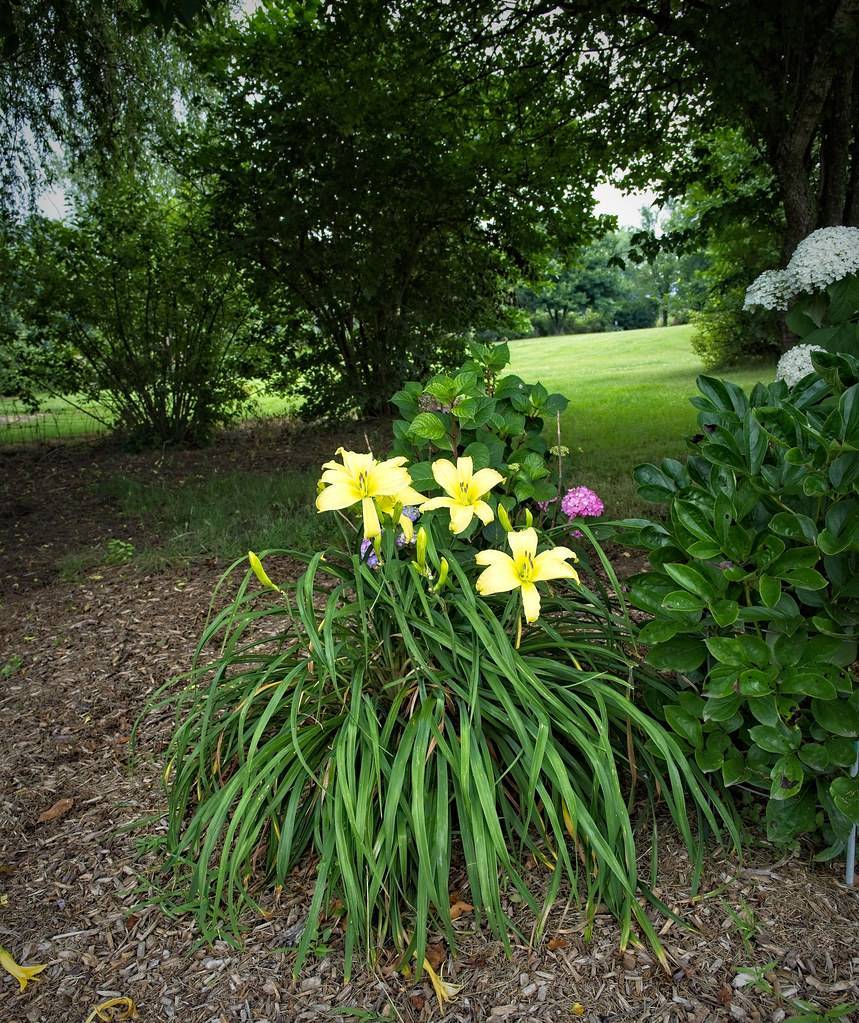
[{"left": 156, "top": 365, "right": 736, "bottom": 987}]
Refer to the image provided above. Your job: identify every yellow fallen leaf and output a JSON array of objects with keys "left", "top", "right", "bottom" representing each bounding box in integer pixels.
[
  {"left": 83, "top": 996, "right": 138, "bottom": 1022},
  {"left": 423, "top": 957, "right": 462, "bottom": 1011},
  {"left": 571, "top": 1003, "right": 585, "bottom": 1016},
  {"left": 0, "top": 945, "right": 47, "bottom": 992}
]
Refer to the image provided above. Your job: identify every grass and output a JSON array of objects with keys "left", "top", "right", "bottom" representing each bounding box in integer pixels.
[
  {"left": 508, "top": 324, "right": 776, "bottom": 517},
  {"left": 96, "top": 470, "right": 325, "bottom": 567},
  {"left": 0, "top": 383, "right": 300, "bottom": 445},
  {"left": 0, "top": 394, "right": 110, "bottom": 444},
  {"left": 50, "top": 326, "right": 776, "bottom": 570}
]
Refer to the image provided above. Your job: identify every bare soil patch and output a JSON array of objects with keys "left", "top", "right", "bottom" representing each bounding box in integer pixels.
[{"left": 2, "top": 431, "right": 858, "bottom": 1022}]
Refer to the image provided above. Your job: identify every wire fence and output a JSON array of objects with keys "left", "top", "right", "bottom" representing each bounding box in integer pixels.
[{"left": 0, "top": 401, "right": 110, "bottom": 446}]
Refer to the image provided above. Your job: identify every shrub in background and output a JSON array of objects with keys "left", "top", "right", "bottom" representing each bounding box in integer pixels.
[
  {"left": 690, "top": 296, "right": 779, "bottom": 370},
  {"left": 613, "top": 352, "right": 859, "bottom": 853}
]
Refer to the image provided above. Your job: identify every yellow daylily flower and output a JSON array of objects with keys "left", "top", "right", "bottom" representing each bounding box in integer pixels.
[
  {"left": 474, "top": 527, "right": 579, "bottom": 623},
  {"left": 0, "top": 945, "right": 47, "bottom": 992},
  {"left": 315, "top": 449, "right": 424, "bottom": 539},
  {"left": 419, "top": 456, "right": 503, "bottom": 534}
]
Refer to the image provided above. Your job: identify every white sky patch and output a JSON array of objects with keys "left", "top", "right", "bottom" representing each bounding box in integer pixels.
[
  {"left": 593, "top": 183, "right": 657, "bottom": 228},
  {"left": 36, "top": 184, "right": 68, "bottom": 219}
]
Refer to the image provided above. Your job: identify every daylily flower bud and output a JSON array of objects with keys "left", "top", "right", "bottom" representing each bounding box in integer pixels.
[
  {"left": 416, "top": 526, "right": 428, "bottom": 569},
  {"left": 248, "top": 551, "right": 278, "bottom": 590},
  {"left": 431, "top": 557, "right": 449, "bottom": 593},
  {"left": 496, "top": 503, "right": 513, "bottom": 533},
  {"left": 524, "top": 508, "right": 533, "bottom": 527}
]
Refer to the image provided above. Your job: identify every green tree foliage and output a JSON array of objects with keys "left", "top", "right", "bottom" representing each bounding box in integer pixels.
[
  {"left": 546, "top": 0, "right": 859, "bottom": 257},
  {"left": 186, "top": 1, "right": 603, "bottom": 416},
  {"left": 16, "top": 173, "right": 271, "bottom": 445},
  {"left": 516, "top": 226, "right": 707, "bottom": 337},
  {"left": 0, "top": 0, "right": 218, "bottom": 210}
]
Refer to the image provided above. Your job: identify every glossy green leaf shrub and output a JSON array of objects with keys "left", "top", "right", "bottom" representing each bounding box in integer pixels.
[{"left": 615, "top": 351, "right": 859, "bottom": 853}]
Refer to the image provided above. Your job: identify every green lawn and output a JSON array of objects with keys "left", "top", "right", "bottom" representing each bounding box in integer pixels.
[
  {"left": 508, "top": 324, "right": 776, "bottom": 517},
  {"left": 0, "top": 384, "right": 300, "bottom": 445},
  {"left": 0, "top": 394, "right": 110, "bottom": 444}
]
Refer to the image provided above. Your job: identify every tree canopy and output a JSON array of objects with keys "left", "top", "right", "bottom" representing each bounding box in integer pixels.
[{"left": 185, "top": 1, "right": 609, "bottom": 414}]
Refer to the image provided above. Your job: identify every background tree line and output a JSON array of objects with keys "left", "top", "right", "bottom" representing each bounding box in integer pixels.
[{"left": 1, "top": 0, "right": 856, "bottom": 443}]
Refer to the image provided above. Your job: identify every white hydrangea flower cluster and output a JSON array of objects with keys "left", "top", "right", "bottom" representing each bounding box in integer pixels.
[
  {"left": 775, "top": 344, "right": 824, "bottom": 387},
  {"left": 743, "top": 269, "right": 792, "bottom": 311},
  {"left": 745, "top": 226, "right": 859, "bottom": 310},
  {"left": 786, "top": 226, "right": 859, "bottom": 295}
]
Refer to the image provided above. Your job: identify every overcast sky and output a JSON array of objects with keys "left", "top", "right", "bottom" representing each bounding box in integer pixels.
[{"left": 593, "top": 183, "right": 656, "bottom": 228}]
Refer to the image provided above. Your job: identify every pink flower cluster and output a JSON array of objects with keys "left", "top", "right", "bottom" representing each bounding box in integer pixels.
[
  {"left": 561, "top": 486, "right": 604, "bottom": 519},
  {"left": 538, "top": 486, "right": 604, "bottom": 537}
]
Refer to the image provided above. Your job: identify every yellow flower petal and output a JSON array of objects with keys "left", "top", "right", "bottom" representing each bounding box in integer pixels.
[
  {"left": 0, "top": 945, "right": 47, "bottom": 992},
  {"left": 431, "top": 458, "right": 458, "bottom": 495},
  {"left": 470, "top": 467, "right": 504, "bottom": 496},
  {"left": 362, "top": 497, "right": 381, "bottom": 538},
  {"left": 419, "top": 496, "right": 454, "bottom": 512},
  {"left": 316, "top": 481, "right": 362, "bottom": 511},
  {"left": 337, "top": 448, "right": 375, "bottom": 475},
  {"left": 473, "top": 499, "right": 494, "bottom": 525},
  {"left": 533, "top": 549, "right": 579, "bottom": 583},
  {"left": 474, "top": 548, "right": 511, "bottom": 567},
  {"left": 507, "top": 527, "right": 538, "bottom": 562},
  {"left": 367, "top": 459, "right": 413, "bottom": 497},
  {"left": 319, "top": 467, "right": 354, "bottom": 485},
  {"left": 521, "top": 580, "right": 541, "bottom": 622},
  {"left": 475, "top": 553, "right": 520, "bottom": 595},
  {"left": 448, "top": 502, "right": 475, "bottom": 534},
  {"left": 395, "top": 484, "right": 427, "bottom": 506}
]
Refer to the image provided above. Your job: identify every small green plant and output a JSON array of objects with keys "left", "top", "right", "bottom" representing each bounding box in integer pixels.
[
  {"left": 720, "top": 899, "right": 759, "bottom": 956},
  {"left": 613, "top": 350, "right": 859, "bottom": 853},
  {"left": 391, "top": 340, "right": 569, "bottom": 525},
  {"left": 733, "top": 964, "right": 858, "bottom": 1023},
  {"left": 105, "top": 538, "right": 136, "bottom": 564},
  {"left": 0, "top": 654, "right": 23, "bottom": 679}
]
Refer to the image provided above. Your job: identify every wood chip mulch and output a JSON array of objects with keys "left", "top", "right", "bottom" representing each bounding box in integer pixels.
[{"left": 2, "top": 436, "right": 859, "bottom": 1022}]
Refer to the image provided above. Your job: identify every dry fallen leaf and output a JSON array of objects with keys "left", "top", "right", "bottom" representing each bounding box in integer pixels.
[
  {"left": 83, "top": 996, "right": 138, "bottom": 1022},
  {"left": 547, "top": 936, "right": 568, "bottom": 951},
  {"left": 425, "top": 943, "right": 446, "bottom": 970},
  {"left": 449, "top": 900, "right": 473, "bottom": 920},
  {"left": 37, "top": 797, "right": 74, "bottom": 823}
]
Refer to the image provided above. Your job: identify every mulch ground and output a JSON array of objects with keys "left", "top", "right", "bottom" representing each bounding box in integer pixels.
[{"left": 2, "top": 429, "right": 859, "bottom": 1023}]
